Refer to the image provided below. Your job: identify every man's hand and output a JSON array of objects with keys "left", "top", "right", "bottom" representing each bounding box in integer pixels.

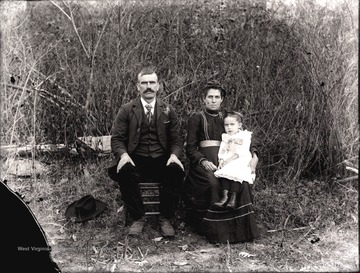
[
  {"left": 167, "top": 154, "right": 184, "bottom": 171},
  {"left": 248, "top": 153, "right": 258, "bottom": 173},
  {"left": 117, "top": 153, "right": 135, "bottom": 173},
  {"left": 201, "top": 159, "right": 218, "bottom": 172}
]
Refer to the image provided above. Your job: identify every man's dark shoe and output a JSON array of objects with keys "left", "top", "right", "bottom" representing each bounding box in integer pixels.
[
  {"left": 128, "top": 218, "right": 145, "bottom": 236},
  {"left": 159, "top": 216, "right": 175, "bottom": 237}
]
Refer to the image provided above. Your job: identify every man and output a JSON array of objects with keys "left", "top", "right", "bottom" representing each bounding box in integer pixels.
[{"left": 108, "top": 67, "right": 185, "bottom": 237}]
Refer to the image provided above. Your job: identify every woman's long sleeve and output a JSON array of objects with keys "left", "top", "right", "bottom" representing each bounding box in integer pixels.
[{"left": 186, "top": 113, "right": 206, "bottom": 165}]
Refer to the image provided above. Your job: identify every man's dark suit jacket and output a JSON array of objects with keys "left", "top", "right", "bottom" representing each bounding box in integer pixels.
[{"left": 108, "top": 97, "right": 183, "bottom": 180}]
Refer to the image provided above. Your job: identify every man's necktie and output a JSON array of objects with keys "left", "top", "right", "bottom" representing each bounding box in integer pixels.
[{"left": 145, "top": 104, "right": 152, "bottom": 123}]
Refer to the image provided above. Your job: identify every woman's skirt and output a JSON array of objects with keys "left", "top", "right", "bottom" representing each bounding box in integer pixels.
[
  {"left": 184, "top": 146, "right": 221, "bottom": 233},
  {"left": 184, "top": 146, "right": 260, "bottom": 243},
  {"left": 202, "top": 181, "right": 259, "bottom": 243}
]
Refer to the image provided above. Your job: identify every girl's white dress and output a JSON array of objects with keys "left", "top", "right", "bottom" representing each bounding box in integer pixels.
[{"left": 214, "top": 130, "right": 255, "bottom": 183}]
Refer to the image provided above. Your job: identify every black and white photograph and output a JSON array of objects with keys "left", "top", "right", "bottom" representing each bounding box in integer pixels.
[{"left": 1, "top": 0, "right": 358, "bottom": 272}]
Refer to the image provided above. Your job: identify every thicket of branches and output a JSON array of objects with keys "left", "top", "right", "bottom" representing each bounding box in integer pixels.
[{"left": 1, "top": 0, "right": 358, "bottom": 183}]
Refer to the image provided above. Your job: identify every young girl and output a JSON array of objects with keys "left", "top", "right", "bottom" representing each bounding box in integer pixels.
[{"left": 214, "top": 111, "right": 256, "bottom": 209}]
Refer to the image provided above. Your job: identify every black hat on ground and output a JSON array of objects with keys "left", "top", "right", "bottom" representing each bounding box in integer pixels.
[{"left": 65, "top": 195, "right": 106, "bottom": 223}]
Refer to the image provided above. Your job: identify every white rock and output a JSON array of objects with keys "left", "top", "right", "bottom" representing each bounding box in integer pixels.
[{"left": 5, "top": 158, "right": 49, "bottom": 177}]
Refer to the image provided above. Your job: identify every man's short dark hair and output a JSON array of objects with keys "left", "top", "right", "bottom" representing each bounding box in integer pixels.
[{"left": 138, "top": 67, "right": 157, "bottom": 81}]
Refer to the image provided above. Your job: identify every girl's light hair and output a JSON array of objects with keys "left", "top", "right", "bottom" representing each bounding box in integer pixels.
[{"left": 224, "top": 110, "right": 243, "bottom": 123}]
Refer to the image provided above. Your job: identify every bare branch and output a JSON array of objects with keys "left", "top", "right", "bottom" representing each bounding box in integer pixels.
[
  {"left": 9, "top": 63, "right": 37, "bottom": 145},
  {"left": 85, "top": 15, "right": 110, "bottom": 114},
  {"left": 336, "top": 175, "right": 358, "bottom": 183},
  {"left": 51, "top": 1, "right": 90, "bottom": 59},
  {"left": 49, "top": 1, "right": 71, "bottom": 20},
  {"left": 163, "top": 72, "right": 219, "bottom": 100},
  {"left": 267, "top": 226, "right": 309, "bottom": 233},
  {"left": 346, "top": 166, "right": 358, "bottom": 174},
  {"left": 92, "top": 16, "right": 110, "bottom": 61}
]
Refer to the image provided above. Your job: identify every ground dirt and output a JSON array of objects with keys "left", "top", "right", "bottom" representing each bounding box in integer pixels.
[{"left": 5, "top": 174, "right": 359, "bottom": 273}]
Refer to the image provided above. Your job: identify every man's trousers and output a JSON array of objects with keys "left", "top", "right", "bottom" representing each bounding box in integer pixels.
[{"left": 108, "top": 154, "right": 184, "bottom": 220}]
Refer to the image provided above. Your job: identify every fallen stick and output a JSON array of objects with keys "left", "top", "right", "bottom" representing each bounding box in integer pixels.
[
  {"left": 138, "top": 247, "right": 144, "bottom": 259},
  {"left": 336, "top": 175, "right": 358, "bottom": 183},
  {"left": 123, "top": 236, "right": 129, "bottom": 260},
  {"left": 346, "top": 166, "right": 358, "bottom": 174},
  {"left": 291, "top": 227, "right": 315, "bottom": 246},
  {"left": 0, "top": 144, "right": 69, "bottom": 157},
  {"left": 335, "top": 181, "right": 358, "bottom": 193},
  {"left": 267, "top": 226, "right": 309, "bottom": 233},
  {"left": 291, "top": 215, "right": 321, "bottom": 246}
]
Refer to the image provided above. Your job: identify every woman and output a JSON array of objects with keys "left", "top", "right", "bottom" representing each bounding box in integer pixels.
[{"left": 184, "top": 82, "right": 260, "bottom": 243}]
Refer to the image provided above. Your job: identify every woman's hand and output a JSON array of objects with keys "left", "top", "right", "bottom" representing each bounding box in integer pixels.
[
  {"left": 201, "top": 160, "right": 217, "bottom": 172},
  {"left": 248, "top": 153, "right": 258, "bottom": 173}
]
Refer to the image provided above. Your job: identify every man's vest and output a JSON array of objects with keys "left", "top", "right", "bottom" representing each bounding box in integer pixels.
[{"left": 133, "top": 108, "right": 164, "bottom": 158}]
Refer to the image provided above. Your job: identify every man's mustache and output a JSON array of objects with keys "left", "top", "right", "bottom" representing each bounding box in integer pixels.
[{"left": 144, "top": 88, "right": 155, "bottom": 93}]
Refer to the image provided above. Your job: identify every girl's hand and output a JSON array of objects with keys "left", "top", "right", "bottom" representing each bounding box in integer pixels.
[{"left": 218, "top": 159, "right": 224, "bottom": 169}]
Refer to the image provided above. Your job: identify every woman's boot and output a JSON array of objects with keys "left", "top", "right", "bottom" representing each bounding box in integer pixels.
[
  {"left": 226, "top": 192, "right": 237, "bottom": 209},
  {"left": 214, "top": 190, "right": 228, "bottom": 207}
]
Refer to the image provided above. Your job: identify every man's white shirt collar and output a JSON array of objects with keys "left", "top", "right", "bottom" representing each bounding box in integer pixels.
[{"left": 140, "top": 97, "right": 156, "bottom": 114}]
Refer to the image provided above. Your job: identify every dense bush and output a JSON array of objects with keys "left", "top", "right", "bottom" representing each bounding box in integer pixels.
[{"left": 1, "top": 0, "right": 358, "bottom": 183}]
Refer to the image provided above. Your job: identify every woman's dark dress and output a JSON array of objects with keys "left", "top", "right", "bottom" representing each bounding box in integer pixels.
[{"left": 184, "top": 110, "right": 260, "bottom": 243}]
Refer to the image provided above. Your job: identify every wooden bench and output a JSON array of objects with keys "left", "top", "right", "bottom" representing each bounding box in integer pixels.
[{"left": 124, "top": 182, "right": 161, "bottom": 226}]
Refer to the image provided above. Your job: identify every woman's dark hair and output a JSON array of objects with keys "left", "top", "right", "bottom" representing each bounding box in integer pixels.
[{"left": 202, "top": 81, "right": 226, "bottom": 98}]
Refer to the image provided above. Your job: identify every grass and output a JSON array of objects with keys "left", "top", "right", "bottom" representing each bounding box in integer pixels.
[{"left": 3, "top": 156, "right": 358, "bottom": 272}]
